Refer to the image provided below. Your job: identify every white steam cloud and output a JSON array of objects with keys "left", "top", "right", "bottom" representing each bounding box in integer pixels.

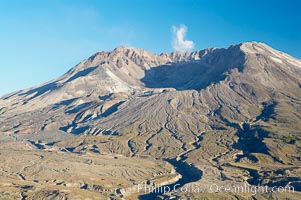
[{"left": 172, "top": 25, "right": 195, "bottom": 52}]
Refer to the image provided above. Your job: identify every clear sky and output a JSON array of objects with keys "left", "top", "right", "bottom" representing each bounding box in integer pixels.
[{"left": 0, "top": 0, "right": 301, "bottom": 96}]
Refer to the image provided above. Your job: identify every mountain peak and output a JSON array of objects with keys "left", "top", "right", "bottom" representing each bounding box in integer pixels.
[
  {"left": 113, "top": 45, "right": 135, "bottom": 52},
  {"left": 238, "top": 41, "right": 301, "bottom": 68},
  {"left": 239, "top": 41, "right": 278, "bottom": 54},
  {"left": 1, "top": 40, "right": 301, "bottom": 200},
  {"left": 2, "top": 41, "right": 301, "bottom": 109}
]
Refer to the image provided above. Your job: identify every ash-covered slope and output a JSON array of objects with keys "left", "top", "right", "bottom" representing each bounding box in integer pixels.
[
  {"left": 1, "top": 42, "right": 300, "bottom": 135},
  {"left": 1, "top": 42, "right": 301, "bottom": 199},
  {"left": 0, "top": 45, "right": 211, "bottom": 110},
  {"left": 0, "top": 44, "right": 243, "bottom": 111},
  {"left": 0, "top": 43, "right": 242, "bottom": 132}
]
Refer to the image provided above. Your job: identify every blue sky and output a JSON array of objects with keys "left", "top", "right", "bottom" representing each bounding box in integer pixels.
[{"left": 0, "top": 0, "right": 301, "bottom": 95}]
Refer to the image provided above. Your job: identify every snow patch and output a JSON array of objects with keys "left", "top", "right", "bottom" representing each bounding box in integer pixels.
[
  {"left": 253, "top": 45, "right": 265, "bottom": 52},
  {"left": 269, "top": 56, "right": 283, "bottom": 64},
  {"left": 287, "top": 59, "right": 301, "bottom": 68}
]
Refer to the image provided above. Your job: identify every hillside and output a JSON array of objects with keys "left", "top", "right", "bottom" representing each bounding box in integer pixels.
[{"left": 0, "top": 42, "right": 301, "bottom": 199}]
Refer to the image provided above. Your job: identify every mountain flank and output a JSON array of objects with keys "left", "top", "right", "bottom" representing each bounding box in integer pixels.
[{"left": 0, "top": 42, "right": 301, "bottom": 199}]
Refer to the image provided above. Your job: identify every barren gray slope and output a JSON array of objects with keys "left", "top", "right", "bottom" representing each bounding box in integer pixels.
[{"left": 1, "top": 42, "right": 301, "bottom": 199}]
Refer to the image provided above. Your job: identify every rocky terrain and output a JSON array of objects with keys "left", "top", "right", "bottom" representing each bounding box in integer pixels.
[{"left": 0, "top": 42, "right": 301, "bottom": 199}]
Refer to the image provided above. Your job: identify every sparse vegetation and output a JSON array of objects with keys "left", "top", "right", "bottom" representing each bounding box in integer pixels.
[{"left": 283, "top": 135, "right": 297, "bottom": 144}]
